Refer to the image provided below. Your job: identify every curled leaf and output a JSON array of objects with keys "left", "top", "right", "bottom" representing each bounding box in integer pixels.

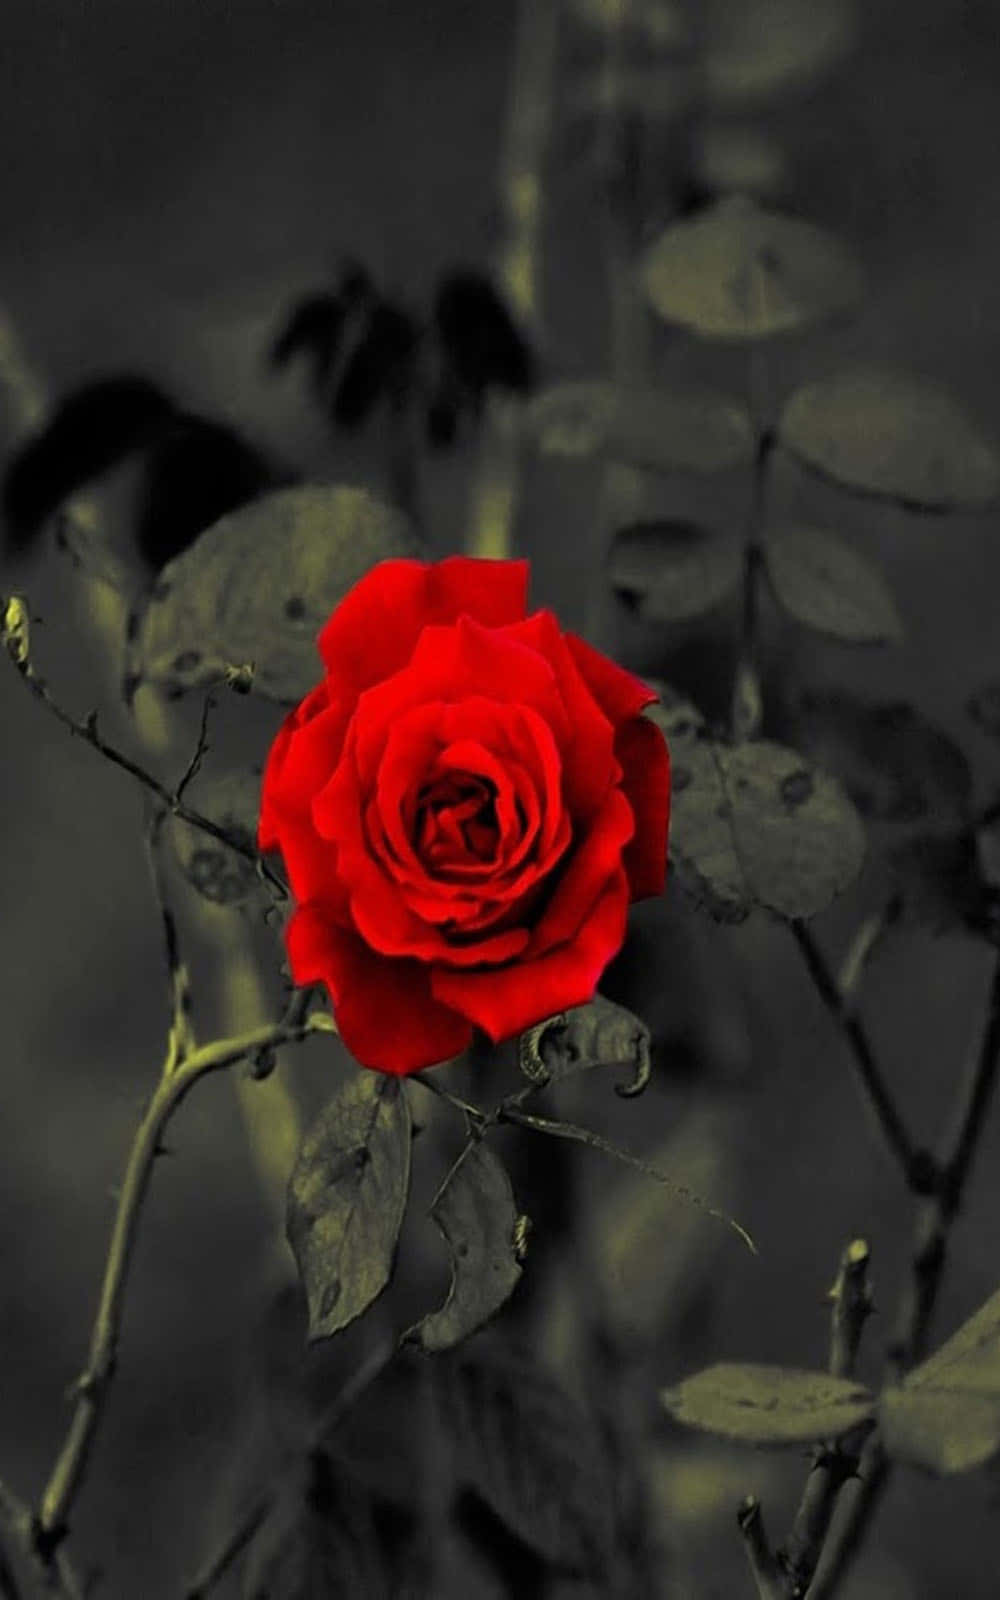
[
  {"left": 410, "top": 1143, "right": 524, "bottom": 1353},
  {"left": 519, "top": 993, "right": 652, "bottom": 1096}
]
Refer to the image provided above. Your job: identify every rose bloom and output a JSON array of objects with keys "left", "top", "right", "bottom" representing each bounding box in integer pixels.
[{"left": 258, "top": 557, "right": 670, "bottom": 1074}]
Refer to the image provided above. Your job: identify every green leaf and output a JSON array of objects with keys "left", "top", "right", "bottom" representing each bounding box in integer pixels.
[
  {"left": 170, "top": 770, "right": 261, "bottom": 906},
  {"left": 440, "top": 1345, "right": 617, "bottom": 1578},
  {"left": 661, "top": 725, "right": 866, "bottom": 922},
  {"left": 519, "top": 993, "right": 652, "bottom": 1095},
  {"left": 789, "top": 691, "right": 972, "bottom": 826},
  {"left": 764, "top": 524, "right": 903, "bottom": 644},
  {"left": 881, "top": 1286, "right": 1000, "bottom": 1474},
  {"left": 129, "top": 486, "right": 420, "bottom": 703},
  {"left": 639, "top": 196, "right": 863, "bottom": 340},
  {"left": 704, "top": 0, "right": 857, "bottom": 110},
  {"left": 410, "top": 1144, "right": 524, "bottom": 1354},
  {"left": 287, "top": 1073, "right": 412, "bottom": 1341},
  {"left": 243, "top": 1452, "right": 390, "bottom": 1599},
  {"left": 608, "top": 520, "right": 744, "bottom": 623},
  {"left": 662, "top": 1362, "right": 875, "bottom": 1445},
  {"left": 779, "top": 367, "right": 1000, "bottom": 511},
  {"left": 525, "top": 380, "right": 755, "bottom": 474}
]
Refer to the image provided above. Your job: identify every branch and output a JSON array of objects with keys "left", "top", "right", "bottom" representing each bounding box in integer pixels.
[
  {"left": 737, "top": 1496, "right": 784, "bottom": 1600},
  {"left": 1, "top": 596, "right": 286, "bottom": 898},
  {"left": 808, "top": 950, "right": 1000, "bottom": 1598},
  {"left": 791, "top": 921, "right": 919, "bottom": 1188},
  {"left": 777, "top": 1240, "right": 874, "bottom": 1596},
  {"left": 35, "top": 1008, "right": 335, "bottom": 1554},
  {"left": 144, "top": 807, "right": 195, "bottom": 1071}
]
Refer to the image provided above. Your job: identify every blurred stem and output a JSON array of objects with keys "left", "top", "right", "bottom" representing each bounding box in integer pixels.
[
  {"left": 808, "top": 949, "right": 1000, "bottom": 1598},
  {"left": 35, "top": 1009, "right": 334, "bottom": 1555},
  {"left": 790, "top": 920, "right": 918, "bottom": 1187},
  {"left": 467, "top": 0, "right": 560, "bottom": 559},
  {"left": 737, "top": 1497, "right": 784, "bottom": 1600},
  {"left": 730, "top": 428, "right": 773, "bottom": 741}
]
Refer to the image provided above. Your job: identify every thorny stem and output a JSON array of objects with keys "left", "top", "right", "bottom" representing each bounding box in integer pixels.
[
  {"left": 791, "top": 920, "right": 920, "bottom": 1189},
  {"left": 776, "top": 1241, "right": 874, "bottom": 1597},
  {"left": 1, "top": 604, "right": 287, "bottom": 899},
  {"left": 808, "top": 949, "right": 1000, "bottom": 1598},
  {"left": 737, "top": 1496, "right": 784, "bottom": 1600},
  {"left": 35, "top": 1009, "right": 335, "bottom": 1556}
]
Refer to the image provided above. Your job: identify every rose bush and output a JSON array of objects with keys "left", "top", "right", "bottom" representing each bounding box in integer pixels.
[{"left": 258, "top": 556, "right": 670, "bottom": 1073}]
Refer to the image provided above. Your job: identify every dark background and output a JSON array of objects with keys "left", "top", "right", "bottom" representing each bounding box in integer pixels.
[{"left": 1, "top": 2, "right": 1000, "bottom": 1595}]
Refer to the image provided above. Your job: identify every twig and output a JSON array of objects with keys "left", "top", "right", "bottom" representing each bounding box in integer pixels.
[
  {"left": 184, "top": 1494, "right": 271, "bottom": 1600},
  {"left": 737, "top": 1496, "right": 784, "bottom": 1600},
  {"left": 808, "top": 950, "right": 1000, "bottom": 1598},
  {"left": 144, "top": 807, "right": 195, "bottom": 1070},
  {"left": 791, "top": 921, "right": 919, "bottom": 1189},
  {"left": 174, "top": 688, "right": 216, "bottom": 807},
  {"left": 776, "top": 1241, "right": 874, "bottom": 1597},
  {"left": 35, "top": 1009, "right": 335, "bottom": 1554},
  {"left": 837, "top": 901, "right": 900, "bottom": 1016},
  {"left": 1, "top": 598, "right": 286, "bottom": 898}
]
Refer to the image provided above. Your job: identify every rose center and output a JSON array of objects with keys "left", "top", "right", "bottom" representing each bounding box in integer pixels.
[{"left": 414, "top": 771, "right": 501, "bottom": 870}]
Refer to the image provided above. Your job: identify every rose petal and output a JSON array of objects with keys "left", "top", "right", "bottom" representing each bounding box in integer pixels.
[
  {"left": 318, "top": 556, "right": 529, "bottom": 692},
  {"left": 431, "top": 869, "right": 630, "bottom": 1040},
  {"left": 565, "top": 632, "right": 658, "bottom": 724},
  {"left": 527, "top": 786, "right": 635, "bottom": 954},
  {"left": 287, "top": 902, "right": 473, "bottom": 1074},
  {"left": 616, "top": 716, "right": 671, "bottom": 900}
]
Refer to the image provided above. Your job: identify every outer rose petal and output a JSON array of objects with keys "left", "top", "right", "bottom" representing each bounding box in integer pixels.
[
  {"left": 287, "top": 902, "right": 473, "bottom": 1074},
  {"left": 431, "top": 869, "right": 630, "bottom": 1040},
  {"left": 564, "top": 631, "right": 658, "bottom": 723},
  {"left": 318, "top": 556, "right": 529, "bottom": 692},
  {"left": 258, "top": 681, "right": 354, "bottom": 903},
  {"left": 615, "top": 716, "right": 671, "bottom": 900}
]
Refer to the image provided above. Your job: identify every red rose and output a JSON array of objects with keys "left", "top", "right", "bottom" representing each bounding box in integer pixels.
[{"left": 258, "top": 557, "right": 670, "bottom": 1074}]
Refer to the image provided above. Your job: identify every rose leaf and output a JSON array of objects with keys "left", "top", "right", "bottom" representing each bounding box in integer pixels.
[
  {"left": 519, "top": 993, "right": 652, "bottom": 1096},
  {"left": 880, "top": 1285, "right": 1000, "bottom": 1474},
  {"left": 525, "top": 379, "right": 755, "bottom": 474},
  {"left": 438, "top": 1344, "right": 617, "bottom": 1579},
  {"left": 607, "top": 519, "right": 744, "bottom": 623},
  {"left": 409, "top": 1143, "right": 524, "bottom": 1355},
  {"left": 764, "top": 524, "right": 903, "bottom": 645},
  {"left": 779, "top": 367, "right": 1000, "bottom": 511},
  {"left": 662, "top": 1363, "right": 876, "bottom": 1446},
  {"left": 660, "top": 727, "right": 866, "bottom": 922},
  {"left": 639, "top": 196, "right": 863, "bottom": 340},
  {"left": 287, "top": 1072, "right": 412, "bottom": 1342},
  {"left": 169, "top": 770, "right": 262, "bottom": 907},
  {"left": 128, "top": 485, "right": 421, "bottom": 704}
]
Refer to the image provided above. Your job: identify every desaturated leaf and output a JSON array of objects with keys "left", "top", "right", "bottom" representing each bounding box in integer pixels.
[
  {"left": 639, "top": 196, "right": 863, "bottom": 340},
  {"left": 130, "top": 486, "right": 420, "bottom": 703},
  {"left": 410, "top": 1144, "right": 523, "bottom": 1354},
  {"left": 170, "top": 771, "right": 261, "bottom": 906},
  {"left": 764, "top": 524, "right": 903, "bottom": 644},
  {"left": 569, "top": 0, "right": 689, "bottom": 46},
  {"left": 440, "top": 1345, "right": 617, "bottom": 1578},
  {"left": 662, "top": 1362, "right": 875, "bottom": 1445},
  {"left": 779, "top": 367, "right": 1000, "bottom": 511},
  {"left": 704, "top": 0, "right": 857, "bottom": 109},
  {"left": 287, "top": 1073, "right": 412, "bottom": 1341},
  {"left": 519, "top": 993, "right": 652, "bottom": 1095},
  {"left": 789, "top": 691, "right": 973, "bottom": 826},
  {"left": 242, "top": 1452, "right": 391, "bottom": 1599},
  {"left": 525, "top": 380, "right": 755, "bottom": 474},
  {"left": 644, "top": 682, "right": 708, "bottom": 745},
  {"left": 881, "top": 1285, "right": 1000, "bottom": 1475},
  {"left": 664, "top": 732, "right": 866, "bottom": 921},
  {"left": 608, "top": 520, "right": 743, "bottom": 622}
]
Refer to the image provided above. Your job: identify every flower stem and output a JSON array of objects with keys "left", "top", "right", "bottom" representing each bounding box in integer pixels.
[{"left": 35, "top": 1011, "right": 333, "bottom": 1554}]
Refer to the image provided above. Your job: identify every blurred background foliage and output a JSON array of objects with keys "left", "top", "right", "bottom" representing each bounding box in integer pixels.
[{"left": 2, "top": 1, "right": 1000, "bottom": 1595}]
